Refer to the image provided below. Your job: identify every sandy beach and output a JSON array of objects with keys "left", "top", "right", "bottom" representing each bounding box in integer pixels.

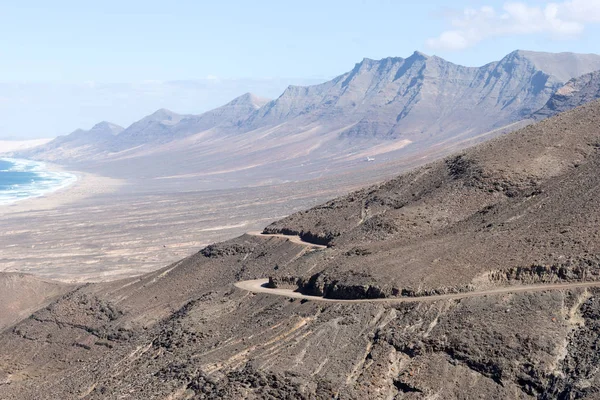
[{"left": 0, "top": 164, "right": 124, "bottom": 216}]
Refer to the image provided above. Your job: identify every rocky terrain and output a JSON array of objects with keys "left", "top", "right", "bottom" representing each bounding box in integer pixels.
[
  {"left": 1, "top": 101, "right": 600, "bottom": 399},
  {"left": 265, "top": 100, "right": 600, "bottom": 298},
  {"left": 247, "top": 50, "right": 599, "bottom": 139},
  {"left": 534, "top": 70, "right": 600, "bottom": 120},
  {"left": 14, "top": 51, "right": 600, "bottom": 188}
]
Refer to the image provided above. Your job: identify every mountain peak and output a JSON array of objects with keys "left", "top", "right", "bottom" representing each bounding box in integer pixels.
[
  {"left": 149, "top": 108, "right": 179, "bottom": 120},
  {"left": 410, "top": 50, "right": 429, "bottom": 59},
  {"left": 90, "top": 121, "right": 124, "bottom": 135},
  {"left": 358, "top": 51, "right": 428, "bottom": 65},
  {"left": 92, "top": 121, "right": 112, "bottom": 128},
  {"left": 227, "top": 92, "right": 271, "bottom": 109}
]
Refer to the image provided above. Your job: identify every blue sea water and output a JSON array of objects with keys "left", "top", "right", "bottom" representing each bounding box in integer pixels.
[{"left": 0, "top": 158, "right": 77, "bottom": 205}]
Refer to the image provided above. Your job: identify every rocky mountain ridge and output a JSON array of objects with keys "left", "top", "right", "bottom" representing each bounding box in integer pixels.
[
  {"left": 15, "top": 50, "right": 600, "bottom": 188},
  {"left": 246, "top": 50, "right": 592, "bottom": 139}
]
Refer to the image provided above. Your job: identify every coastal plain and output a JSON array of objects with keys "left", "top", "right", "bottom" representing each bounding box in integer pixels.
[
  {"left": 0, "top": 128, "right": 483, "bottom": 283},
  {"left": 0, "top": 165, "right": 374, "bottom": 282}
]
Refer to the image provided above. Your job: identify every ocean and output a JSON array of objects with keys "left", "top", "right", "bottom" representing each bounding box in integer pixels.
[{"left": 0, "top": 158, "right": 77, "bottom": 205}]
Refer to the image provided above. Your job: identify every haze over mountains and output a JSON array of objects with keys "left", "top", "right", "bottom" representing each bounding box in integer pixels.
[
  {"left": 17, "top": 50, "right": 600, "bottom": 187},
  {"left": 35, "top": 121, "right": 124, "bottom": 160}
]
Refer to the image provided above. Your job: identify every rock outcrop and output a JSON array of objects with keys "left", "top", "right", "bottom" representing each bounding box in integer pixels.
[{"left": 533, "top": 70, "right": 600, "bottom": 119}]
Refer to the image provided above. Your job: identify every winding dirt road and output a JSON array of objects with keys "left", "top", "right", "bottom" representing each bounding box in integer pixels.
[
  {"left": 237, "top": 232, "right": 600, "bottom": 303},
  {"left": 234, "top": 278, "right": 600, "bottom": 303}
]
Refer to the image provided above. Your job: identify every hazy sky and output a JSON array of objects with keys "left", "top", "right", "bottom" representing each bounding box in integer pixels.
[{"left": 1, "top": 0, "right": 600, "bottom": 138}]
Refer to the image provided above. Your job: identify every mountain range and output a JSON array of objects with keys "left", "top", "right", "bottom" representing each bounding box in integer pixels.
[{"left": 17, "top": 50, "right": 600, "bottom": 187}]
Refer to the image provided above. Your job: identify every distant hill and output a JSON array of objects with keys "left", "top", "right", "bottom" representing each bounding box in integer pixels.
[
  {"left": 20, "top": 93, "right": 269, "bottom": 164},
  {"left": 23, "top": 121, "right": 124, "bottom": 160},
  {"left": 15, "top": 50, "right": 600, "bottom": 187},
  {"left": 114, "top": 108, "right": 186, "bottom": 146}
]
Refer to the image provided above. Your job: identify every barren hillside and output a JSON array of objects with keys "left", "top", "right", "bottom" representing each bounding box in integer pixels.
[{"left": 2, "top": 102, "right": 600, "bottom": 399}]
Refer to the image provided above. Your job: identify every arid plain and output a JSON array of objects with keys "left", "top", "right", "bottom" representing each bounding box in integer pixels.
[
  {"left": 0, "top": 158, "right": 400, "bottom": 282},
  {"left": 0, "top": 121, "right": 495, "bottom": 283}
]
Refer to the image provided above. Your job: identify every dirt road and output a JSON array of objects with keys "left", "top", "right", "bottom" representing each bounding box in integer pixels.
[{"left": 234, "top": 278, "right": 600, "bottom": 303}]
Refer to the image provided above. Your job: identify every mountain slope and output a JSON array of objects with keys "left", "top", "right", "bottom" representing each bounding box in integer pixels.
[
  {"left": 162, "top": 92, "right": 270, "bottom": 139},
  {"left": 245, "top": 50, "right": 600, "bottom": 139},
  {"left": 113, "top": 93, "right": 269, "bottom": 149},
  {"left": 2, "top": 101, "right": 600, "bottom": 398},
  {"left": 533, "top": 70, "right": 600, "bottom": 119},
  {"left": 113, "top": 108, "right": 187, "bottom": 147},
  {"left": 265, "top": 99, "right": 600, "bottom": 295},
  {"left": 0, "top": 273, "right": 73, "bottom": 332}
]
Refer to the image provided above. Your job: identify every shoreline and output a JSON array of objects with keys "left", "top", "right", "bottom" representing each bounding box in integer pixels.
[
  {"left": 0, "top": 158, "right": 78, "bottom": 206},
  {"left": 0, "top": 161, "right": 125, "bottom": 216}
]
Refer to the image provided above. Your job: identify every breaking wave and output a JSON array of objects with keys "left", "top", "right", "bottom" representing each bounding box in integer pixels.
[{"left": 0, "top": 158, "right": 77, "bottom": 205}]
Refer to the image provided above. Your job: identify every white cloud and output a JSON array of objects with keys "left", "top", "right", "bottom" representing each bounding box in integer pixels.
[{"left": 427, "top": 0, "right": 600, "bottom": 51}]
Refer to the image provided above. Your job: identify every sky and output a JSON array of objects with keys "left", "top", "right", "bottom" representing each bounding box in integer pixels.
[{"left": 1, "top": 0, "right": 600, "bottom": 138}]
